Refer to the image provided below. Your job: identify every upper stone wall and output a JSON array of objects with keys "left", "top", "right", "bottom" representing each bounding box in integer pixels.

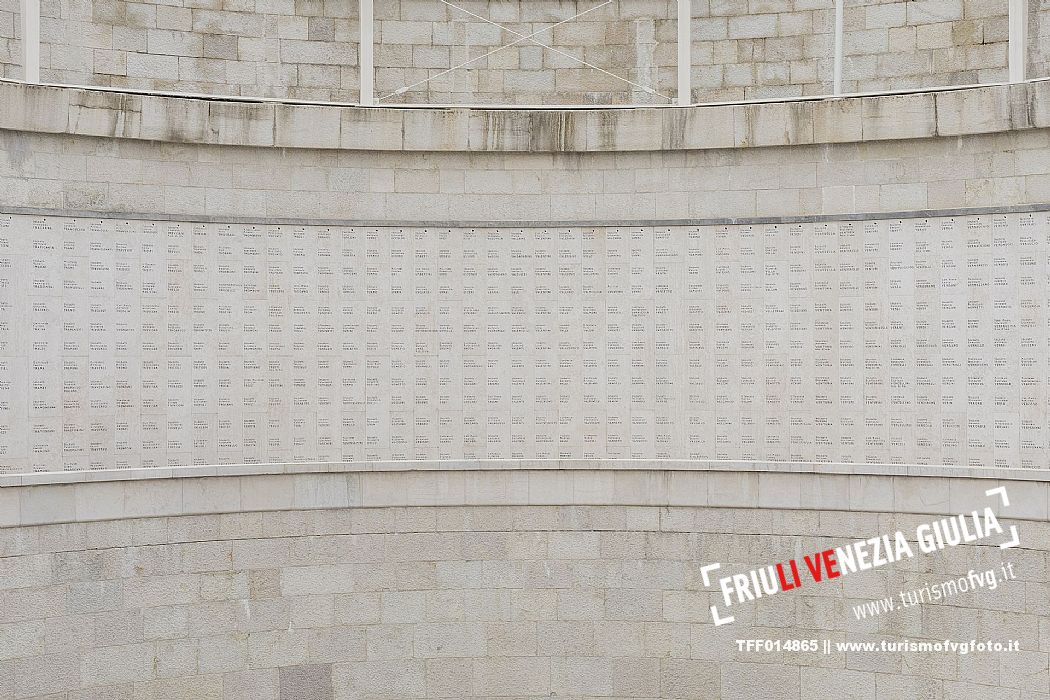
[
  {"left": 374, "top": 0, "right": 677, "bottom": 105},
  {"left": 840, "top": 0, "right": 1009, "bottom": 93},
  {"left": 0, "top": 0, "right": 16, "bottom": 80},
  {"left": 8, "top": 0, "right": 362, "bottom": 100},
  {"left": 1031, "top": 0, "right": 1050, "bottom": 79},
  {"left": 690, "top": 0, "right": 835, "bottom": 101},
  {"left": 2, "top": 0, "right": 1049, "bottom": 103}
]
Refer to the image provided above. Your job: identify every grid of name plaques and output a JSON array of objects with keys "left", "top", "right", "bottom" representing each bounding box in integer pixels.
[{"left": 0, "top": 212, "right": 1045, "bottom": 472}]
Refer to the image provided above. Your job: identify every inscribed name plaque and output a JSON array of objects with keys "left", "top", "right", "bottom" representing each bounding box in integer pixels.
[{"left": 0, "top": 212, "right": 1045, "bottom": 473}]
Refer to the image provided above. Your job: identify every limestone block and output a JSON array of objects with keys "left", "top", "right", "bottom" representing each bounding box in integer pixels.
[
  {"left": 551, "top": 656, "right": 614, "bottom": 695},
  {"left": 332, "top": 660, "right": 426, "bottom": 697},
  {"left": 414, "top": 622, "right": 485, "bottom": 657},
  {"left": 892, "top": 476, "right": 950, "bottom": 514},
  {"left": 423, "top": 657, "right": 472, "bottom": 696},
  {"left": 80, "top": 642, "right": 155, "bottom": 686},
  {"left": 182, "top": 477, "right": 242, "bottom": 515},
  {"left": 278, "top": 664, "right": 333, "bottom": 700},
  {"left": 0, "top": 554, "right": 49, "bottom": 591},
  {"left": 379, "top": 20, "right": 432, "bottom": 44},
  {"left": 147, "top": 29, "right": 203, "bottom": 57},
  {"left": 303, "top": 626, "right": 366, "bottom": 664},
  {"left": 861, "top": 92, "right": 936, "bottom": 140},
  {"left": 849, "top": 475, "right": 895, "bottom": 512},
  {"left": 275, "top": 104, "right": 341, "bottom": 149},
  {"left": 279, "top": 39, "right": 355, "bottom": 65},
  {"left": 123, "top": 574, "right": 199, "bottom": 608},
  {"left": 93, "top": 49, "right": 128, "bottom": 76},
  {"left": 340, "top": 109, "right": 403, "bottom": 149},
  {"left": 123, "top": 480, "right": 184, "bottom": 519},
  {"left": 280, "top": 564, "right": 357, "bottom": 596},
  {"left": 292, "top": 474, "right": 350, "bottom": 510},
  {"left": 605, "top": 588, "right": 662, "bottom": 621},
  {"left": 729, "top": 14, "right": 778, "bottom": 39},
  {"left": 126, "top": 52, "right": 178, "bottom": 79},
  {"left": 661, "top": 658, "right": 721, "bottom": 697},
  {"left": 722, "top": 661, "right": 801, "bottom": 699},
  {"left": 0, "top": 487, "right": 20, "bottom": 527},
  {"left": 2, "top": 651, "right": 81, "bottom": 697},
  {"left": 758, "top": 472, "right": 803, "bottom": 508},
  {"left": 1001, "top": 480, "right": 1049, "bottom": 521},
  {"left": 20, "top": 484, "right": 75, "bottom": 526},
  {"left": 708, "top": 471, "right": 760, "bottom": 508},
  {"left": 240, "top": 476, "right": 296, "bottom": 512},
  {"left": 191, "top": 10, "right": 264, "bottom": 37},
  {"left": 132, "top": 675, "right": 223, "bottom": 699},
  {"left": 936, "top": 84, "right": 1014, "bottom": 136},
  {"left": 472, "top": 657, "right": 550, "bottom": 695},
  {"left": 156, "top": 7, "right": 192, "bottom": 32},
  {"left": 802, "top": 667, "right": 878, "bottom": 699},
  {"left": 153, "top": 638, "right": 199, "bottom": 679}
]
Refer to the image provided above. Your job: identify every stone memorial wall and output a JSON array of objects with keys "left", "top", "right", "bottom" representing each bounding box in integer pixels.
[
  {"left": 0, "top": 66, "right": 1047, "bottom": 700},
  {"left": 1, "top": 210, "right": 1046, "bottom": 473}
]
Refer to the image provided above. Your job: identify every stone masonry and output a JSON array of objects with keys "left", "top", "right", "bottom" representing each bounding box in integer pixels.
[
  {"left": 33, "top": 0, "right": 360, "bottom": 100},
  {"left": 374, "top": 0, "right": 677, "bottom": 105},
  {"left": 841, "top": 0, "right": 1009, "bottom": 92},
  {"left": 0, "top": 0, "right": 16, "bottom": 80},
  {"left": 0, "top": 468, "right": 1045, "bottom": 699},
  {"left": 690, "top": 0, "right": 836, "bottom": 100}
]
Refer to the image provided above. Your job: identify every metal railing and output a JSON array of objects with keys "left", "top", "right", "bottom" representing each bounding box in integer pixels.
[{"left": 14, "top": 0, "right": 1034, "bottom": 106}]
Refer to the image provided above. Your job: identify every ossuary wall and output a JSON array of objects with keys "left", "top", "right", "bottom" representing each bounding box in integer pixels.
[
  {"left": 0, "top": 69, "right": 1048, "bottom": 700},
  {"left": 1, "top": 210, "right": 1049, "bottom": 474}
]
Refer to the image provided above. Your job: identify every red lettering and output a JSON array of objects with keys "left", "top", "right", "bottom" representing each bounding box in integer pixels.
[
  {"left": 776, "top": 561, "right": 801, "bottom": 591},
  {"left": 823, "top": 549, "right": 841, "bottom": 579},
  {"left": 803, "top": 553, "right": 825, "bottom": 582}
]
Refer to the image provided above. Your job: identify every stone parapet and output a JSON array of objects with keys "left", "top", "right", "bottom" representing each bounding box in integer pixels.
[
  {"left": 1, "top": 465, "right": 1047, "bottom": 528},
  {"left": 2, "top": 78, "right": 1049, "bottom": 153}
]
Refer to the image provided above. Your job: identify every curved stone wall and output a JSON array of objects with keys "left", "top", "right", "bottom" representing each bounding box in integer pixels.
[
  {"left": 0, "top": 467, "right": 1045, "bottom": 699},
  {"left": 1, "top": 79, "right": 1049, "bottom": 697}
]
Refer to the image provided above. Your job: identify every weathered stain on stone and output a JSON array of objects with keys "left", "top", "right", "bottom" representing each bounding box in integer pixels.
[
  {"left": 529, "top": 110, "right": 576, "bottom": 151},
  {"left": 0, "top": 131, "right": 30, "bottom": 172},
  {"left": 661, "top": 109, "right": 687, "bottom": 150}
]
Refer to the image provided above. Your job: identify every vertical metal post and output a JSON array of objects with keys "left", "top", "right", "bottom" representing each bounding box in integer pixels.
[
  {"left": 360, "top": 0, "right": 374, "bottom": 104},
  {"left": 20, "top": 0, "right": 40, "bottom": 83},
  {"left": 1009, "top": 0, "right": 1028, "bottom": 82},
  {"left": 833, "top": 0, "right": 843, "bottom": 94},
  {"left": 677, "top": 0, "right": 691, "bottom": 105}
]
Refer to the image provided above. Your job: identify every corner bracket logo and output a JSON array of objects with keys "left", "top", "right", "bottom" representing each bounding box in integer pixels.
[{"left": 701, "top": 485, "right": 1021, "bottom": 627}]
